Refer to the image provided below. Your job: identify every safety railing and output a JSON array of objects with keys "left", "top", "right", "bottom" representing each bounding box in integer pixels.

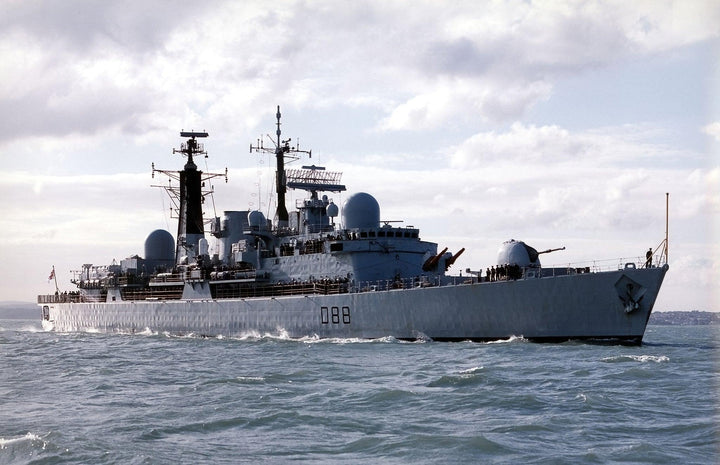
[
  {"left": 543, "top": 254, "right": 666, "bottom": 275},
  {"left": 38, "top": 293, "right": 82, "bottom": 304},
  {"left": 40, "top": 253, "right": 665, "bottom": 304}
]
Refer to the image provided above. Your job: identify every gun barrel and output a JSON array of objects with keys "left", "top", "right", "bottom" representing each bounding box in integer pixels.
[
  {"left": 422, "top": 247, "right": 448, "bottom": 271},
  {"left": 538, "top": 246, "right": 566, "bottom": 255}
]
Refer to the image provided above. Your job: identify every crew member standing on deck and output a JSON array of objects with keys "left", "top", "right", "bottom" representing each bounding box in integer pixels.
[{"left": 645, "top": 248, "right": 653, "bottom": 268}]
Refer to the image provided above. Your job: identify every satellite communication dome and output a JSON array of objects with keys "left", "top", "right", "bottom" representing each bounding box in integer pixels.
[
  {"left": 248, "top": 210, "right": 266, "bottom": 229},
  {"left": 342, "top": 192, "right": 380, "bottom": 229},
  {"left": 144, "top": 229, "right": 175, "bottom": 261},
  {"left": 496, "top": 239, "right": 540, "bottom": 267}
]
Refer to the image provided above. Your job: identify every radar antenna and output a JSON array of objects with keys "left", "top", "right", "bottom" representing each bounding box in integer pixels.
[
  {"left": 175, "top": 131, "right": 209, "bottom": 166},
  {"left": 285, "top": 164, "right": 346, "bottom": 194}
]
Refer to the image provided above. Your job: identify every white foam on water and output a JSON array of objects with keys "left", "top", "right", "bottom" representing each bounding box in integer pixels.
[
  {"left": 298, "top": 334, "right": 321, "bottom": 343},
  {"left": 266, "top": 328, "right": 291, "bottom": 340},
  {"left": 228, "top": 328, "right": 402, "bottom": 344},
  {"left": 19, "top": 323, "right": 44, "bottom": 333},
  {"left": 229, "top": 328, "right": 292, "bottom": 341},
  {"left": 459, "top": 366, "right": 484, "bottom": 375},
  {"left": 486, "top": 335, "right": 527, "bottom": 344},
  {"left": 235, "top": 376, "right": 266, "bottom": 382},
  {"left": 633, "top": 355, "right": 669, "bottom": 363},
  {"left": 300, "top": 334, "right": 405, "bottom": 344},
  {"left": 0, "top": 432, "right": 44, "bottom": 450},
  {"left": 137, "top": 327, "right": 158, "bottom": 336},
  {"left": 233, "top": 330, "right": 263, "bottom": 340},
  {"left": 601, "top": 354, "right": 669, "bottom": 363},
  {"left": 324, "top": 337, "right": 372, "bottom": 344}
]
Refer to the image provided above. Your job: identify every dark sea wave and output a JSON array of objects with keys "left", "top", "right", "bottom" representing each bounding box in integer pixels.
[{"left": 1, "top": 320, "right": 718, "bottom": 464}]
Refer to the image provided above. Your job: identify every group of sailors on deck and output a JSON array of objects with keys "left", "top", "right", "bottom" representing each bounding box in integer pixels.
[{"left": 484, "top": 264, "right": 523, "bottom": 282}]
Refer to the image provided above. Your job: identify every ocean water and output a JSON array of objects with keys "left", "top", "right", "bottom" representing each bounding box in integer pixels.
[{"left": 1, "top": 319, "right": 718, "bottom": 464}]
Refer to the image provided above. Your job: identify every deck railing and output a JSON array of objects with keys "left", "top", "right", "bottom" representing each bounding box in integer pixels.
[
  {"left": 39, "top": 254, "right": 664, "bottom": 304},
  {"left": 38, "top": 293, "right": 84, "bottom": 304},
  {"left": 543, "top": 254, "right": 665, "bottom": 275}
]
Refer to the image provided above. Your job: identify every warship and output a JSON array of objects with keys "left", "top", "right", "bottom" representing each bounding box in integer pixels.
[{"left": 39, "top": 107, "right": 669, "bottom": 343}]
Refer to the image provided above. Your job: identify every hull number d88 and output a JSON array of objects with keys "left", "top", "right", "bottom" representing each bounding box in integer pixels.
[{"left": 320, "top": 306, "right": 350, "bottom": 324}]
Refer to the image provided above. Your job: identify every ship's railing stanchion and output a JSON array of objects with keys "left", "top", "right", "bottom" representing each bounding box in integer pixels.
[{"left": 546, "top": 255, "right": 664, "bottom": 274}]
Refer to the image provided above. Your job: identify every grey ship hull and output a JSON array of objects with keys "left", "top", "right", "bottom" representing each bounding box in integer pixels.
[{"left": 41, "top": 265, "right": 668, "bottom": 343}]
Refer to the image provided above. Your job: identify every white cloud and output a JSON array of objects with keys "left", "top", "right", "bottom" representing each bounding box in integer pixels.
[
  {"left": 378, "top": 79, "right": 554, "bottom": 130},
  {"left": 703, "top": 122, "right": 720, "bottom": 141},
  {"left": 450, "top": 123, "right": 584, "bottom": 166},
  {"left": 3, "top": 0, "right": 717, "bottom": 142},
  {"left": 0, "top": 0, "right": 717, "bottom": 311}
]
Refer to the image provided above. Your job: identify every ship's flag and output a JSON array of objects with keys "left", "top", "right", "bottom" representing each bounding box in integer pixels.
[{"left": 48, "top": 268, "right": 55, "bottom": 282}]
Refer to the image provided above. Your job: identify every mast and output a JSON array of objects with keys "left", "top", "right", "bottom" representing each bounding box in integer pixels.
[
  {"left": 273, "top": 107, "right": 289, "bottom": 226},
  {"left": 152, "top": 131, "right": 227, "bottom": 266},
  {"left": 665, "top": 192, "right": 669, "bottom": 264},
  {"left": 250, "top": 106, "right": 311, "bottom": 229},
  {"left": 174, "top": 132, "right": 207, "bottom": 265}
]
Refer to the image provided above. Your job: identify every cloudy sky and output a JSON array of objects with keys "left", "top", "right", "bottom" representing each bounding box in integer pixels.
[{"left": 0, "top": 0, "right": 717, "bottom": 311}]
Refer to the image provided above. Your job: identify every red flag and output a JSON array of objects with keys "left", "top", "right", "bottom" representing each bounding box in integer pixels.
[{"left": 48, "top": 268, "right": 55, "bottom": 282}]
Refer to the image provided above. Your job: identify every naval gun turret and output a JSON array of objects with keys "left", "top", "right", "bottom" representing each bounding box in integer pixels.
[
  {"left": 493, "top": 240, "right": 565, "bottom": 280},
  {"left": 497, "top": 239, "right": 565, "bottom": 268}
]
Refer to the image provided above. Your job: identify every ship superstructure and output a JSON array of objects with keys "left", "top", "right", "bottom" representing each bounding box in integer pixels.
[{"left": 38, "top": 107, "right": 669, "bottom": 343}]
